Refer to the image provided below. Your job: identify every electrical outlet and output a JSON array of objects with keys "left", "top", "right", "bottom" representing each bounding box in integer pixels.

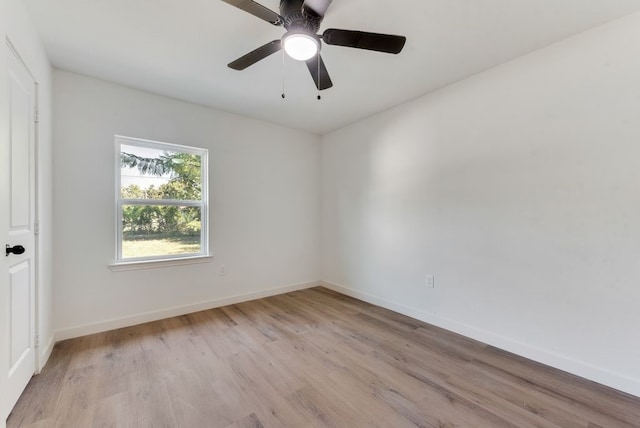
[
  {"left": 219, "top": 265, "right": 226, "bottom": 276},
  {"left": 426, "top": 274, "right": 435, "bottom": 288}
]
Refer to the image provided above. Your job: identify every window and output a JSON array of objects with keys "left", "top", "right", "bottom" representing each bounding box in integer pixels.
[{"left": 115, "top": 136, "right": 208, "bottom": 263}]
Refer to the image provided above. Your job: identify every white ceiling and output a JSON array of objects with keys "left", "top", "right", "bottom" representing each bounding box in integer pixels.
[{"left": 24, "top": 0, "right": 640, "bottom": 134}]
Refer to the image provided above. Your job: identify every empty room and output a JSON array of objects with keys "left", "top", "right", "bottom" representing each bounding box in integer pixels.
[{"left": 2, "top": 0, "right": 640, "bottom": 426}]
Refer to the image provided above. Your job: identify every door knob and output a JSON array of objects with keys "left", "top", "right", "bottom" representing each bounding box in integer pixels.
[{"left": 5, "top": 244, "right": 25, "bottom": 256}]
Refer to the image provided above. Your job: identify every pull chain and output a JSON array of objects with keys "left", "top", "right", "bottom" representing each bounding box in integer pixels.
[
  {"left": 317, "top": 52, "right": 321, "bottom": 100},
  {"left": 281, "top": 49, "right": 286, "bottom": 99}
]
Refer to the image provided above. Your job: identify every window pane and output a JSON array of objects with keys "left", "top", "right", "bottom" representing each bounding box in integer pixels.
[
  {"left": 120, "top": 144, "right": 202, "bottom": 201},
  {"left": 121, "top": 205, "right": 201, "bottom": 259}
]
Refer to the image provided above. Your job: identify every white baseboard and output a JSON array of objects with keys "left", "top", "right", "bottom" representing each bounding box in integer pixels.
[
  {"left": 37, "top": 336, "right": 56, "bottom": 373},
  {"left": 320, "top": 280, "right": 640, "bottom": 398},
  {"left": 55, "top": 280, "right": 319, "bottom": 341}
]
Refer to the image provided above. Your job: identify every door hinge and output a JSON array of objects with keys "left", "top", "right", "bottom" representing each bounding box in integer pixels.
[
  {"left": 34, "top": 108, "right": 39, "bottom": 124},
  {"left": 34, "top": 220, "right": 39, "bottom": 236},
  {"left": 34, "top": 334, "right": 39, "bottom": 348}
]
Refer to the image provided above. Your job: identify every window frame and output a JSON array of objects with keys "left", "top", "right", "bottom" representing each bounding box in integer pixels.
[{"left": 114, "top": 135, "right": 209, "bottom": 265}]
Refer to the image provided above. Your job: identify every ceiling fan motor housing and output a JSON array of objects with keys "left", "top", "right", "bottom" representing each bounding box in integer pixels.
[{"left": 280, "top": 0, "right": 322, "bottom": 33}]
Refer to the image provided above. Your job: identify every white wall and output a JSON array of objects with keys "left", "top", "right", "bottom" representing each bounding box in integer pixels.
[
  {"left": 0, "top": 0, "right": 53, "bottom": 420},
  {"left": 321, "top": 12, "right": 640, "bottom": 397},
  {"left": 53, "top": 70, "right": 320, "bottom": 338}
]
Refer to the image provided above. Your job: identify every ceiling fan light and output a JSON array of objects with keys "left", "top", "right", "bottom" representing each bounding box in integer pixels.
[{"left": 283, "top": 32, "right": 319, "bottom": 61}]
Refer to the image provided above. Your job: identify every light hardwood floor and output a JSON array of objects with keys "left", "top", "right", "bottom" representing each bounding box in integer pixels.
[{"left": 7, "top": 287, "right": 640, "bottom": 427}]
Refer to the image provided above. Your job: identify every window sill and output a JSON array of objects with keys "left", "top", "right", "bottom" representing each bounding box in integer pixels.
[{"left": 108, "top": 255, "right": 213, "bottom": 272}]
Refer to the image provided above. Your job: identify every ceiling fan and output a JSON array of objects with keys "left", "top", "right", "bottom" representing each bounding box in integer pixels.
[{"left": 222, "top": 0, "right": 407, "bottom": 91}]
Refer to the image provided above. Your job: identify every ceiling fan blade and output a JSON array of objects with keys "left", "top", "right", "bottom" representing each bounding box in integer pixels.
[
  {"left": 306, "top": 54, "right": 333, "bottom": 90},
  {"left": 221, "top": 0, "right": 283, "bottom": 26},
  {"left": 302, "top": 0, "right": 333, "bottom": 17},
  {"left": 322, "top": 29, "right": 406, "bottom": 54},
  {"left": 228, "top": 40, "right": 282, "bottom": 70}
]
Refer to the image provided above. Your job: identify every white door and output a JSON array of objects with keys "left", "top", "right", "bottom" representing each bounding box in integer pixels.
[{"left": 2, "top": 45, "right": 36, "bottom": 418}]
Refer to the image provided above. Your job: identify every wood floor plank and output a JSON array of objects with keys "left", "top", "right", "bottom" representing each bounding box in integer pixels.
[
  {"left": 449, "top": 367, "right": 589, "bottom": 428},
  {"left": 285, "top": 384, "right": 361, "bottom": 428},
  {"left": 7, "top": 287, "right": 640, "bottom": 427},
  {"left": 225, "top": 413, "right": 265, "bottom": 428},
  {"left": 234, "top": 348, "right": 307, "bottom": 397},
  {"left": 469, "top": 352, "right": 640, "bottom": 427},
  {"left": 91, "top": 392, "right": 135, "bottom": 428},
  {"left": 322, "top": 369, "right": 421, "bottom": 428}
]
